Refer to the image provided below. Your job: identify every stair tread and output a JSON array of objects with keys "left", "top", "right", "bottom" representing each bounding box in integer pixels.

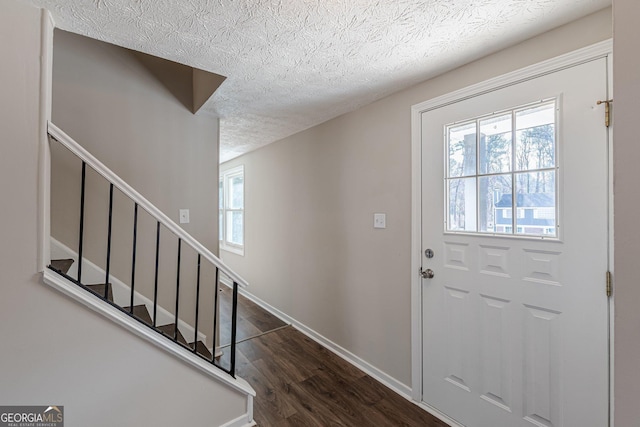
[
  {"left": 49, "top": 261, "right": 209, "bottom": 360},
  {"left": 189, "top": 340, "right": 213, "bottom": 359},
  {"left": 50, "top": 258, "right": 74, "bottom": 275},
  {"left": 158, "top": 323, "right": 188, "bottom": 346},
  {"left": 122, "top": 304, "right": 153, "bottom": 326},
  {"left": 86, "top": 283, "right": 113, "bottom": 302}
]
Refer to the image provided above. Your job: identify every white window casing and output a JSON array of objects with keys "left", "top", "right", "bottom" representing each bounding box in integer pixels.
[{"left": 220, "top": 165, "right": 244, "bottom": 256}]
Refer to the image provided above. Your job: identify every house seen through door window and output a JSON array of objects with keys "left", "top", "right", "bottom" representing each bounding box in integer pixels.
[
  {"left": 219, "top": 165, "right": 244, "bottom": 255},
  {"left": 445, "top": 99, "right": 558, "bottom": 237}
]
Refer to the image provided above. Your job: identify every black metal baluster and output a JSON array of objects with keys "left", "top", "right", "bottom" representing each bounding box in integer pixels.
[
  {"left": 153, "top": 221, "right": 160, "bottom": 327},
  {"left": 130, "top": 203, "right": 138, "bottom": 313},
  {"left": 193, "top": 254, "right": 201, "bottom": 354},
  {"left": 229, "top": 281, "right": 239, "bottom": 377},
  {"left": 174, "top": 239, "right": 181, "bottom": 342},
  {"left": 211, "top": 267, "right": 219, "bottom": 363},
  {"left": 104, "top": 183, "right": 114, "bottom": 300},
  {"left": 77, "top": 162, "right": 86, "bottom": 284},
  {"left": 49, "top": 137, "right": 248, "bottom": 377}
]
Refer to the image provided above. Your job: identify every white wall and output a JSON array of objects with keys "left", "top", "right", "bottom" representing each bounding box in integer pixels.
[
  {"left": 0, "top": 2, "right": 248, "bottom": 425},
  {"left": 612, "top": 0, "right": 640, "bottom": 424},
  {"left": 221, "top": 7, "right": 612, "bottom": 388}
]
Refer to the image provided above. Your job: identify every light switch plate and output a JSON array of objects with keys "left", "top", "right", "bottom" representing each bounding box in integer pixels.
[
  {"left": 374, "top": 213, "right": 386, "bottom": 229},
  {"left": 179, "top": 209, "right": 190, "bottom": 224}
]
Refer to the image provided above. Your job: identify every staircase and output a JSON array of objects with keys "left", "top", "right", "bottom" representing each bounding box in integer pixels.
[
  {"left": 49, "top": 258, "right": 214, "bottom": 359},
  {"left": 43, "top": 122, "right": 255, "bottom": 426}
]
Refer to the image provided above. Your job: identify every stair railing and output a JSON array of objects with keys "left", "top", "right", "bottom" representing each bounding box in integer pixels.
[{"left": 46, "top": 122, "right": 245, "bottom": 378}]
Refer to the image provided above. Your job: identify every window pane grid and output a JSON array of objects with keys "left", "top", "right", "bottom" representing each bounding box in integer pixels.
[
  {"left": 445, "top": 100, "right": 557, "bottom": 237},
  {"left": 220, "top": 166, "right": 245, "bottom": 252},
  {"left": 468, "top": 166, "right": 555, "bottom": 179}
]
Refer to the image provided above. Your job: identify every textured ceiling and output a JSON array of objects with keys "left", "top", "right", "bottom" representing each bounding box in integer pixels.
[{"left": 24, "top": 0, "right": 609, "bottom": 162}]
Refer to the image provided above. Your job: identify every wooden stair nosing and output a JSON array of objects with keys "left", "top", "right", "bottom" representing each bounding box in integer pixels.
[
  {"left": 50, "top": 258, "right": 74, "bottom": 275},
  {"left": 121, "top": 306, "right": 202, "bottom": 354},
  {"left": 120, "top": 306, "right": 194, "bottom": 351},
  {"left": 85, "top": 283, "right": 113, "bottom": 302},
  {"left": 122, "top": 304, "right": 153, "bottom": 326},
  {"left": 189, "top": 340, "right": 213, "bottom": 360},
  {"left": 157, "top": 323, "right": 188, "bottom": 346}
]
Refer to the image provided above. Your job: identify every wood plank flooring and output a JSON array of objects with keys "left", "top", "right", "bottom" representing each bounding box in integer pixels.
[
  {"left": 216, "top": 288, "right": 449, "bottom": 426},
  {"left": 218, "top": 286, "right": 288, "bottom": 347}
]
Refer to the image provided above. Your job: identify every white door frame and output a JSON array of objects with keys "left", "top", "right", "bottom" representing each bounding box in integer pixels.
[{"left": 410, "top": 40, "right": 614, "bottom": 426}]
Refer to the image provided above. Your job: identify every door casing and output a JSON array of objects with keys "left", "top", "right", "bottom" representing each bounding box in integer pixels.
[{"left": 409, "top": 39, "right": 614, "bottom": 427}]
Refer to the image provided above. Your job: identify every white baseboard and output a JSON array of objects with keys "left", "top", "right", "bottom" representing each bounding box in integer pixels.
[
  {"left": 231, "top": 283, "right": 464, "bottom": 426},
  {"left": 219, "top": 413, "right": 255, "bottom": 427},
  {"left": 416, "top": 402, "right": 464, "bottom": 427},
  {"left": 220, "top": 394, "right": 255, "bottom": 427},
  {"left": 50, "top": 238, "right": 207, "bottom": 345},
  {"left": 219, "top": 277, "right": 412, "bottom": 397},
  {"left": 218, "top": 276, "right": 467, "bottom": 426}
]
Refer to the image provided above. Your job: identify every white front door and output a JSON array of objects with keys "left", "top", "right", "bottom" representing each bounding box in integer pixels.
[{"left": 420, "top": 57, "right": 609, "bottom": 427}]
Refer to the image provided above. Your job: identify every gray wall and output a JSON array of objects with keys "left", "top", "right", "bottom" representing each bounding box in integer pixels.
[
  {"left": 0, "top": 1, "right": 247, "bottom": 426},
  {"left": 221, "top": 7, "right": 612, "bottom": 388},
  {"left": 613, "top": 0, "right": 640, "bottom": 424},
  {"left": 51, "top": 30, "right": 221, "bottom": 347}
]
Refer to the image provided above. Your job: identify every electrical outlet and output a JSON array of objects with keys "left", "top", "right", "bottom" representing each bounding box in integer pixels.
[
  {"left": 179, "top": 209, "right": 190, "bottom": 224},
  {"left": 373, "top": 213, "right": 386, "bottom": 229}
]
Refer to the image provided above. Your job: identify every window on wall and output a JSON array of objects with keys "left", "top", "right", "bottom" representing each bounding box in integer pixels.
[
  {"left": 219, "top": 165, "right": 244, "bottom": 255},
  {"left": 445, "top": 99, "right": 558, "bottom": 238}
]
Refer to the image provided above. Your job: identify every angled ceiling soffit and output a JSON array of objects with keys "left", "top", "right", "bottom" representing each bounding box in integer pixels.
[{"left": 132, "top": 50, "right": 225, "bottom": 115}]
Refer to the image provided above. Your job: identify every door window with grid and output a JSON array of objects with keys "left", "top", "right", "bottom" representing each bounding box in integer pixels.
[{"left": 445, "top": 100, "right": 558, "bottom": 237}]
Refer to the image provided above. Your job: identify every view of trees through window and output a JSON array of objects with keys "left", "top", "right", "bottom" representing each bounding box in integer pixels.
[
  {"left": 219, "top": 166, "right": 244, "bottom": 252},
  {"left": 446, "top": 100, "right": 557, "bottom": 237}
]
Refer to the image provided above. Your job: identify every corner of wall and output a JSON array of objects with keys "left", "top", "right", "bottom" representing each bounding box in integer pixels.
[{"left": 37, "top": 8, "right": 54, "bottom": 272}]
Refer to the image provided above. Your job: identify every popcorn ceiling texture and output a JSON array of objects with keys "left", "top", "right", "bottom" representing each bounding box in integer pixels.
[{"left": 25, "top": 0, "right": 609, "bottom": 161}]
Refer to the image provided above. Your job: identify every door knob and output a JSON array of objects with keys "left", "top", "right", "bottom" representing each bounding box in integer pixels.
[{"left": 421, "top": 268, "right": 435, "bottom": 279}]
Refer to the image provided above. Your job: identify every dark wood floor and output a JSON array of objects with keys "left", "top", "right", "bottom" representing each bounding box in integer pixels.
[
  {"left": 218, "top": 287, "right": 288, "bottom": 347},
  {"left": 217, "top": 288, "right": 449, "bottom": 426}
]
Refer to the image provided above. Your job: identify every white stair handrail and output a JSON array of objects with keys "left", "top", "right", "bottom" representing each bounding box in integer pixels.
[{"left": 47, "top": 121, "right": 248, "bottom": 288}]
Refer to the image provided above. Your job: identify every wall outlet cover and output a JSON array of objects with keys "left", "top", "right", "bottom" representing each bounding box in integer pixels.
[{"left": 179, "top": 209, "right": 190, "bottom": 224}]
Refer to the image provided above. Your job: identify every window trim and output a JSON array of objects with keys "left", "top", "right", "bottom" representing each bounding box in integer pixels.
[
  {"left": 219, "top": 165, "right": 245, "bottom": 256},
  {"left": 443, "top": 98, "right": 560, "bottom": 240}
]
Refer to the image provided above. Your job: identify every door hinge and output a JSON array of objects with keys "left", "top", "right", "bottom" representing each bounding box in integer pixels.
[
  {"left": 596, "top": 99, "right": 613, "bottom": 128},
  {"left": 606, "top": 271, "right": 612, "bottom": 297}
]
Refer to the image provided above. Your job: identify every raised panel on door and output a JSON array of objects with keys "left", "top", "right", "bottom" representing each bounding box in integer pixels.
[
  {"left": 522, "top": 304, "right": 562, "bottom": 427},
  {"left": 421, "top": 57, "right": 609, "bottom": 427},
  {"left": 478, "top": 294, "right": 512, "bottom": 413}
]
